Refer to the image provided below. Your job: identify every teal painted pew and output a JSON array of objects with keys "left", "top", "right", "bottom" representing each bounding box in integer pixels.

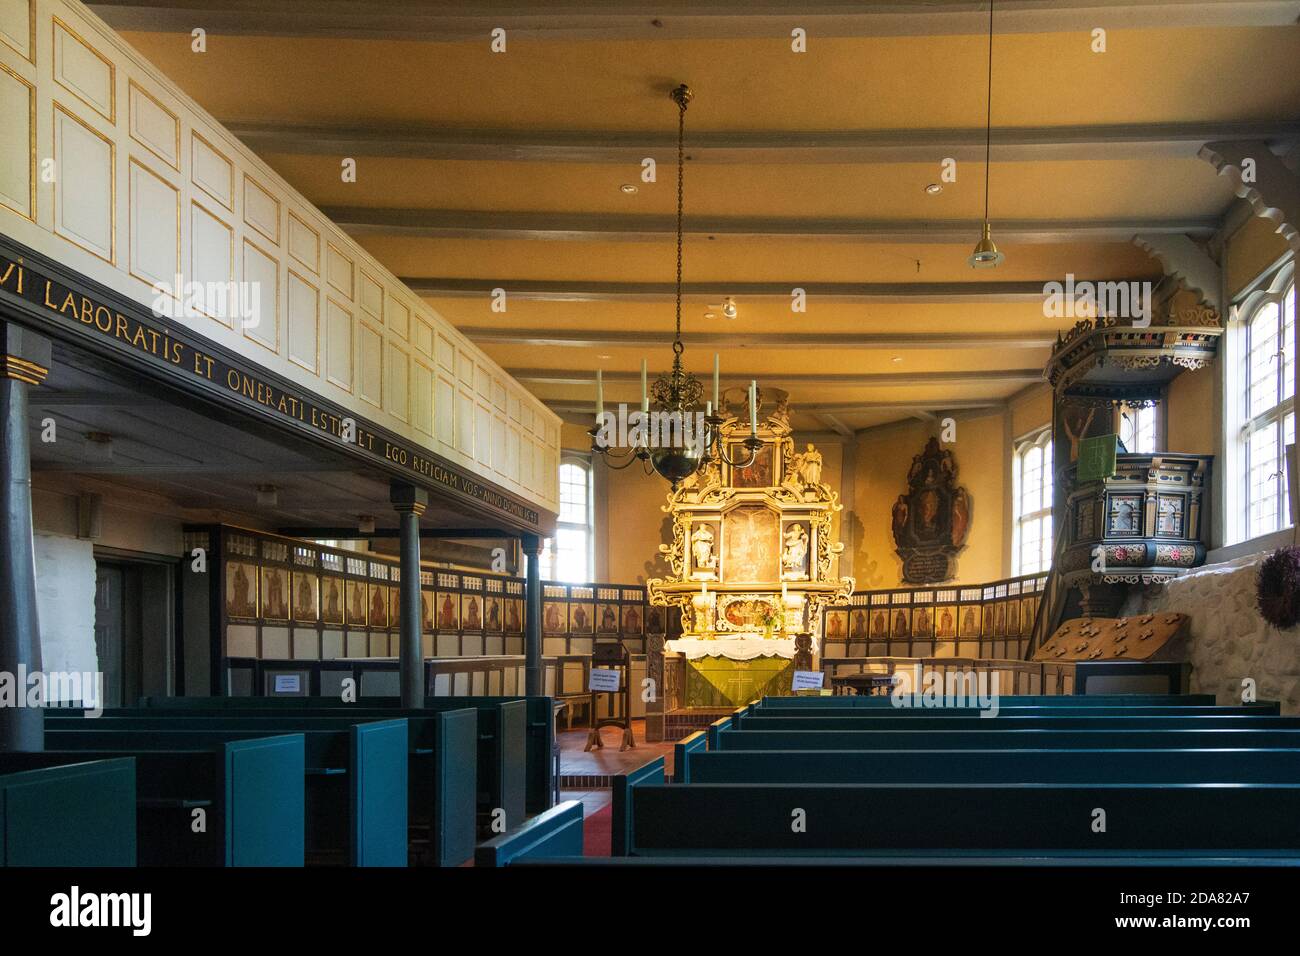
[
  {"left": 746, "top": 704, "right": 1281, "bottom": 719},
  {"left": 47, "top": 720, "right": 407, "bottom": 866},
  {"left": 734, "top": 714, "right": 1300, "bottom": 731},
  {"left": 140, "top": 695, "right": 539, "bottom": 824},
  {"left": 50, "top": 711, "right": 475, "bottom": 866},
  {"left": 0, "top": 759, "right": 136, "bottom": 866},
  {"left": 673, "top": 731, "right": 708, "bottom": 784},
  {"left": 2, "top": 735, "right": 303, "bottom": 866},
  {"left": 755, "top": 693, "right": 1220, "bottom": 708},
  {"left": 679, "top": 747, "right": 1300, "bottom": 785},
  {"left": 475, "top": 800, "right": 584, "bottom": 866},
  {"left": 613, "top": 760, "right": 1300, "bottom": 856},
  {"left": 714, "top": 727, "right": 1300, "bottom": 750}
]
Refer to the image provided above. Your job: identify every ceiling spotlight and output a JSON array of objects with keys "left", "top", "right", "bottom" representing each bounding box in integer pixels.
[
  {"left": 597, "top": 354, "right": 612, "bottom": 360},
  {"left": 620, "top": 183, "right": 638, "bottom": 194},
  {"left": 256, "top": 484, "right": 279, "bottom": 507},
  {"left": 925, "top": 183, "right": 943, "bottom": 195},
  {"left": 358, "top": 515, "right": 377, "bottom": 535},
  {"left": 721, "top": 297, "right": 738, "bottom": 319},
  {"left": 891, "top": 356, "right": 903, "bottom": 363},
  {"left": 968, "top": 0, "right": 1005, "bottom": 270}
]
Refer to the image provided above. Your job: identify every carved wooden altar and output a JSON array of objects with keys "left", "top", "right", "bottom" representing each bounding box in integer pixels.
[{"left": 646, "top": 388, "right": 854, "bottom": 738}]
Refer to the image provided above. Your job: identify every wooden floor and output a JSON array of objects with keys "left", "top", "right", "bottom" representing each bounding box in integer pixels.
[{"left": 558, "top": 719, "right": 674, "bottom": 798}]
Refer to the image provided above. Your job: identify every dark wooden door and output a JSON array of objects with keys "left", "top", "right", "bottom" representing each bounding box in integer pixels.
[{"left": 94, "top": 565, "right": 126, "bottom": 708}]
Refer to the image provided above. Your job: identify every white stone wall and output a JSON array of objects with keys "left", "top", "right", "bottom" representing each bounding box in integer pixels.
[{"left": 1122, "top": 554, "right": 1300, "bottom": 713}]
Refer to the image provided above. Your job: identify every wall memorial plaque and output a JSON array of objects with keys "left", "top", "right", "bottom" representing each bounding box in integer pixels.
[{"left": 891, "top": 437, "right": 972, "bottom": 584}]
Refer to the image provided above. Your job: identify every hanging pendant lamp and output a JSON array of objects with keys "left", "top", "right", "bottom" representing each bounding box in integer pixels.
[{"left": 969, "top": 0, "right": 1005, "bottom": 269}]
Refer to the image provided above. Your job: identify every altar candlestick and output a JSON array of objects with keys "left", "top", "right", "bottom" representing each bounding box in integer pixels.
[
  {"left": 595, "top": 369, "right": 604, "bottom": 417},
  {"left": 640, "top": 359, "right": 649, "bottom": 413},
  {"left": 713, "top": 354, "right": 720, "bottom": 410},
  {"left": 748, "top": 380, "right": 758, "bottom": 434}
]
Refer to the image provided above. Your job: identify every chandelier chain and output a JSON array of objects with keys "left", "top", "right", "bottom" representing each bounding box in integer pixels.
[{"left": 674, "top": 89, "right": 686, "bottom": 355}]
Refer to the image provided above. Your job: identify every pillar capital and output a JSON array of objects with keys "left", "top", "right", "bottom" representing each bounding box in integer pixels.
[
  {"left": 521, "top": 533, "right": 544, "bottom": 556},
  {"left": 0, "top": 322, "right": 52, "bottom": 386},
  {"left": 389, "top": 480, "right": 428, "bottom": 516}
]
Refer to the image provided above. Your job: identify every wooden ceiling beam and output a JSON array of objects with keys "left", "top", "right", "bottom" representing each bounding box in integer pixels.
[
  {"left": 88, "top": 1, "right": 1300, "bottom": 41},
  {"left": 517, "top": 368, "right": 1042, "bottom": 387},
  {"left": 228, "top": 121, "right": 1300, "bottom": 165},
  {"left": 403, "top": 278, "right": 1113, "bottom": 306},
  {"left": 326, "top": 208, "right": 1217, "bottom": 243},
  {"left": 457, "top": 327, "right": 1057, "bottom": 349}
]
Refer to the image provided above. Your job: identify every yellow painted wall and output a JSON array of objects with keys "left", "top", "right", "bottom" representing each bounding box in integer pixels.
[
  {"left": 1166, "top": 361, "right": 1219, "bottom": 455},
  {"left": 851, "top": 410, "right": 1009, "bottom": 590},
  {"left": 1225, "top": 215, "right": 1292, "bottom": 296}
]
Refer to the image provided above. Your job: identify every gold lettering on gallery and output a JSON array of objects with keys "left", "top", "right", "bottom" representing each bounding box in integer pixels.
[{"left": 0, "top": 261, "right": 22, "bottom": 294}]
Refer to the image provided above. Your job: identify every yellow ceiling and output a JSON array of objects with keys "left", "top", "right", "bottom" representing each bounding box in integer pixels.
[{"left": 104, "top": 13, "right": 1300, "bottom": 434}]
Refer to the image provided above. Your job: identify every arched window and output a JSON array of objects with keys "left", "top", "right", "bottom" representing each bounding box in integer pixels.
[
  {"left": 1227, "top": 264, "right": 1295, "bottom": 544},
  {"left": 1012, "top": 428, "right": 1053, "bottom": 575},
  {"left": 540, "top": 459, "right": 593, "bottom": 582}
]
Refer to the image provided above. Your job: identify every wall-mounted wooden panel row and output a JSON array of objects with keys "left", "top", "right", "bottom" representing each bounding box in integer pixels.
[{"left": 0, "top": 0, "right": 560, "bottom": 515}]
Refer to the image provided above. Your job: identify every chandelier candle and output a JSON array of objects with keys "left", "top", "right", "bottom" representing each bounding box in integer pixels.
[
  {"left": 596, "top": 369, "right": 604, "bottom": 417},
  {"left": 749, "top": 380, "right": 758, "bottom": 434},
  {"left": 713, "top": 353, "right": 720, "bottom": 408},
  {"left": 640, "top": 359, "right": 648, "bottom": 413}
]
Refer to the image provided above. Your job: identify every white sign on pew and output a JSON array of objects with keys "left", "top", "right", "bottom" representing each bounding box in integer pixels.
[
  {"left": 791, "top": 670, "right": 825, "bottom": 691},
  {"left": 588, "top": 668, "right": 621, "bottom": 692},
  {"left": 273, "top": 674, "right": 301, "bottom": 694}
]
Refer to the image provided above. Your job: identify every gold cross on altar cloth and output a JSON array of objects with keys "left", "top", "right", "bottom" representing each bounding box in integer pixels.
[{"left": 724, "top": 664, "right": 759, "bottom": 702}]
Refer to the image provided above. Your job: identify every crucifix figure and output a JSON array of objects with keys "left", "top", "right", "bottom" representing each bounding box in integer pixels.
[{"left": 1061, "top": 405, "right": 1098, "bottom": 462}]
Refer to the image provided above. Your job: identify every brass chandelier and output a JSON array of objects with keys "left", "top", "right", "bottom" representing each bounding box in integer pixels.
[{"left": 590, "top": 84, "right": 763, "bottom": 487}]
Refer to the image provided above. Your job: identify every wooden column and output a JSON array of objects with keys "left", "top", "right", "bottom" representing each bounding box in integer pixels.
[
  {"left": 522, "top": 534, "right": 543, "bottom": 696},
  {"left": 0, "top": 323, "right": 50, "bottom": 751},
  {"left": 390, "top": 482, "right": 428, "bottom": 708}
]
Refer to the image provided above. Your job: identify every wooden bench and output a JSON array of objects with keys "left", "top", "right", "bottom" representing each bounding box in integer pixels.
[
  {"left": 141, "top": 694, "right": 547, "bottom": 820},
  {"left": 1, "top": 735, "right": 303, "bottom": 866},
  {"left": 747, "top": 703, "right": 1281, "bottom": 718},
  {"left": 714, "top": 727, "right": 1300, "bottom": 750},
  {"left": 475, "top": 800, "right": 585, "bottom": 866},
  {"left": 753, "top": 693, "right": 1220, "bottom": 709},
  {"left": 734, "top": 713, "right": 1300, "bottom": 731},
  {"left": 0, "top": 759, "right": 137, "bottom": 866},
  {"left": 46, "top": 720, "right": 407, "bottom": 866},
  {"left": 611, "top": 757, "right": 1300, "bottom": 857},
  {"left": 49, "top": 710, "right": 475, "bottom": 866},
  {"left": 678, "top": 747, "right": 1300, "bottom": 785}
]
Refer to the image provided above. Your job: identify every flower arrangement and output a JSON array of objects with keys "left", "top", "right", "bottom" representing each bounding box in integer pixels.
[{"left": 1256, "top": 546, "right": 1300, "bottom": 629}]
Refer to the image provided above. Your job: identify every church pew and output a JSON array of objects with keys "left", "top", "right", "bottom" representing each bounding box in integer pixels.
[
  {"left": 713, "top": 727, "right": 1300, "bottom": 750},
  {"left": 611, "top": 757, "right": 1300, "bottom": 856},
  {"left": 139, "top": 695, "right": 539, "bottom": 821},
  {"left": 677, "top": 747, "right": 1300, "bottom": 785},
  {"left": 673, "top": 731, "right": 708, "bottom": 783},
  {"left": 733, "top": 714, "right": 1300, "bottom": 731},
  {"left": 0, "top": 759, "right": 137, "bottom": 866},
  {"left": 46, "top": 721, "right": 407, "bottom": 866},
  {"left": 754, "top": 693, "right": 1220, "bottom": 708},
  {"left": 0, "top": 736, "right": 303, "bottom": 866},
  {"left": 47, "top": 711, "right": 474, "bottom": 866},
  {"left": 746, "top": 703, "right": 1281, "bottom": 718},
  {"left": 475, "top": 800, "right": 585, "bottom": 867}
]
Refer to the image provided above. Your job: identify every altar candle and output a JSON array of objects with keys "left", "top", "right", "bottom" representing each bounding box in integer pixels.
[
  {"left": 713, "top": 353, "right": 720, "bottom": 410},
  {"left": 781, "top": 581, "right": 788, "bottom": 600},
  {"left": 595, "top": 369, "right": 604, "bottom": 417},
  {"left": 748, "top": 380, "right": 758, "bottom": 434},
  {"left": 640, "top": 359, "right": 649, "bottom": 413},
  {"left": 706, "top": 400, "right": 712, "bottom": 418},
  {"left": 701, "top": 579, "right": 707, "bottom": 595}
]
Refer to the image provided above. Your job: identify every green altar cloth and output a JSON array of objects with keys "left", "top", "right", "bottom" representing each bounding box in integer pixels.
[{"left": 685, "top": 656, "right": 795, "bottom": 707}]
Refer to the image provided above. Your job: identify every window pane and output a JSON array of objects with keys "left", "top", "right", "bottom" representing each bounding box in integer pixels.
[
  {"left": 1285, "top": 284, "right": 1296, "bottom": 402},
  {"left": 1249, "top": 302, "right": 1281, "bottom": 418},
  {"left": 1249, "top": 420, "right": 1280, "bottom": 539}
]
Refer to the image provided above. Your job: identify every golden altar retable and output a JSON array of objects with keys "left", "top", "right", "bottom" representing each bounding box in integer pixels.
[{"left": 647, "top": 388, "right": 854, "bottom": 713}]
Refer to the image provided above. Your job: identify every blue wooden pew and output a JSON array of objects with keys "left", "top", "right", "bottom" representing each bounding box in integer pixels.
[
  {"left": 475, "top": 801, "right": 585, "bottom": 866},
  {"left": 47, "top": 720, "right": 407, "bottom": 866},
  {"left": 734, "top": 714, "right": 1300, "bottom": 731},
  {"left": 754, "top": 693, "right": 1220, "bottom": 708},
  {"left": 2, "top": 735, "right": 303, "bottom": 866},
  {"left": 0, "top": 759, "right": 136, "bottom": 866},
  {"left": 611, "top": 757, "right": 1300, "bottom": 857},
  {"left": 49, "top": 710, "right": 475, "bottom": 866},
  {"left": 746, "top": 704, "right": 1281, "bottom": 718},
  {"left": 714, "top": 727, "right": 1300, "bottom": 750},
  {"left": 678, "top": 747, "right": 1300, "bottom": 785}
]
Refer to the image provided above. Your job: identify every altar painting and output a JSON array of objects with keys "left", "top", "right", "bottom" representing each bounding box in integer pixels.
[
  {"left": 729, "top": 444, "right": 774, "bottom": 488},
  {"left": 723, "top": 506, "right": 779, "bottom": 582}
]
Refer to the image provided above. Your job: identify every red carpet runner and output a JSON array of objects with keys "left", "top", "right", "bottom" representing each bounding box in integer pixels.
[{"left": 583, "top": 804, "right": 613, "bottom": 857}]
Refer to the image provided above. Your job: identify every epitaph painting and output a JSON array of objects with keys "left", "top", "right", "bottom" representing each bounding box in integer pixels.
[{"left": 891, "top": 437, "right": 972, "bottom": 584}]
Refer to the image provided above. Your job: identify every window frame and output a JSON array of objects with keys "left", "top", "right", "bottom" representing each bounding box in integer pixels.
[
  {"left": 541, "top": 456, "right": 594, "bottom": 583},
  {"left": 1224, "top": 260, "right": 1296, "bottom": 547},
  {"left": 1011, "top": 427, "right": 1054, "bottom": 576}
]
